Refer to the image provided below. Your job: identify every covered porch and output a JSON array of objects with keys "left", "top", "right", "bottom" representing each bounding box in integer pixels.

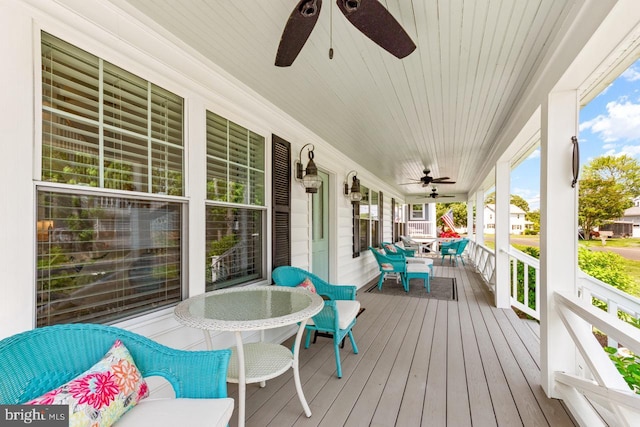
[
  {"left": 2, "top": 0, "right": 640, "bottom": 425},
  {"left": 232, "top": 262, "right": 574, "bottom": 426}
]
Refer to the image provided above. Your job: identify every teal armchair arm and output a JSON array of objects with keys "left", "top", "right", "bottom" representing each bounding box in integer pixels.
[{"left": 272, "top": 266, "right": 357, "bottom": 300}]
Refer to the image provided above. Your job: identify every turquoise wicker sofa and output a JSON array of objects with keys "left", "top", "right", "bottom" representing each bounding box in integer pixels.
[{"left": 0, "top": 323, "right": 234, "bottom": 427}]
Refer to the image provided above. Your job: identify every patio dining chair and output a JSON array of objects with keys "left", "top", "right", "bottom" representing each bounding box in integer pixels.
[
  {"left": 441, "top": 238, "right": 469, "bottom": 266},
  {"left": 399, "top": 235, "right": 421, "bottom": 253},
  {"left": 272, "top": 266, "right": 360, "bottom": 378},
  {"left": 382, "top": 241, "right": 416, "bottom": 258},
  {"left": 440, "top": 239, "right": 461, "bottom": 265},
  {"left": 369, "top": 246, "right": 408, "bottom": 291}
]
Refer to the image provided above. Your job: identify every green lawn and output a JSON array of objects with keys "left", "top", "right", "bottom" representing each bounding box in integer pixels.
[{"left": 580, "top": 237, "right": 640, "bottom": 248}]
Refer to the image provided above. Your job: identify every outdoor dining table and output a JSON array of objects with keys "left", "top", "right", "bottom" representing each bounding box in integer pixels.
[{"left": 174, "top": 285, "right": 324, "bottom": 427}]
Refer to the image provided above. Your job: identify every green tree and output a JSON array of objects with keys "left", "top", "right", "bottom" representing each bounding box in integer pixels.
[
  {"left": 583, "top": 154, "right": 640, "bottom": 198},
  {"left": 578, "top": 176, "right": 632, "bottom": 236},
  {"left": 435, "top": 202, "right": 468, "bottom": 229},
  {"left": 525, "top": 209, "right": 540, "bottom": 234},
  {"left": 485, "top": 192, "right": 530, "bottom": 212}
]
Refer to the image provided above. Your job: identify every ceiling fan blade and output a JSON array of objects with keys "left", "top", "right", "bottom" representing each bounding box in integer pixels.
[
  {"left": 275, "top": 0, "right": 322, "bottom": 67},
  {"left": 336, "top": 0, "right": 416, "bottom": 59},
  {"left": 431, "top": 179, "right": 456, "bottom": 184}
]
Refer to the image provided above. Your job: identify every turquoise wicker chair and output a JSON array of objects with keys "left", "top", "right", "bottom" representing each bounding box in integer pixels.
[
  {"left": 272, "top": 266, "right": 360, "bottom": 378},
  {"left": 0, "top": 324, "right": 231, "bottom": 405},
  {"left": 441, "top": 238, "right": 469, "bottom": 266},
  {"left": 440, "top": 239, "right": 460, "bottom": 265},
  {"left": 382, "top": 241, "right": 416, "bottom": 258},
  {"left": 453, "top": 238, "right": 469, "bottom": 265},
  {"left": 370, "top": 246, "right": 408, "bottom": 291}
]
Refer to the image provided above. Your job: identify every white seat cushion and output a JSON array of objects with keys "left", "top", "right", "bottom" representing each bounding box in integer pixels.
[
  {"left": 406, "top": 258, "right": 433, "bottom": 266},
  {"left": 407, "top": 263, "right": 430, "bottom": 274},
  {"left": 113, "top": 398, "right": 234, "bottom": 427},
  {"left": 307, "top": 300, "right": 361, "bottom": 330}
]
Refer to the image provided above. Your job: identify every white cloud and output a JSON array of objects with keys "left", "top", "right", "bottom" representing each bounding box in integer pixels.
[
  {"left": 622, "top": 66, "right": 640, "bottom": 82},
  {"left": 526, "top": 149, "right": 540, "bottom": 160},
  {"left": 580, "top": 99, "right": 640, "bottom": 143},
  {"left": 616, "top": 144, "right": 640, "bottom": 157}
]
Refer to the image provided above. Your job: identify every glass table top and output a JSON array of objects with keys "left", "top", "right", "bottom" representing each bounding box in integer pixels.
[{"left": 174, "top": 285, "right": 324, "bottom": 331}]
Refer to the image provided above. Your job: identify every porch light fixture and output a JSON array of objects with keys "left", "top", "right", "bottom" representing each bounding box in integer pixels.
[
  {"left": 344, "top": 170, "right": 362, "bottom": 202},
  {"left": 296, "top": 143, "right": 322, "bottom": 193}
]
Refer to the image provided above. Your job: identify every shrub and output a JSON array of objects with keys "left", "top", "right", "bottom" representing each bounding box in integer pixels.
[
  {"left": 605, "top": 347, "right": 640, "bottom": 394},
  {"left": 578, "top": 247, "right": 638, "bottom": 296}
]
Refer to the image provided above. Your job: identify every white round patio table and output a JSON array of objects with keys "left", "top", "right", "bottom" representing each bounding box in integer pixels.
[{"left": 174, "top": 285, "right": 323, "bottom": 427}]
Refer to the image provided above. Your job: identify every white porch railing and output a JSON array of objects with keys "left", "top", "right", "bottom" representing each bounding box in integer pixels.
[
  {"left": 465, "top": 240, "right": 640, "bottom": 425},
  {"left": 406, "top": 220, "right": 436, "bottom": 237},
  {"left": 466, "top": 240, "right": 496, "bottom": 288},
  {"left": 554, "top": 291, "right": 640, "bottom": 426},
  {"left": 578, "top": 272, "right": 640, "bottom": 347}
]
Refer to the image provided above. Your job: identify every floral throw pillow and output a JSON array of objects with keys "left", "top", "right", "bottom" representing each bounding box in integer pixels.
[
  {"left": 384, "top": 244, "right": 397, "bottom": 253},
  {"left": 27, "top": 339, "right": 149, "bottom": 427},
  {"left": 297, "top": 277, "right": 317, "bottom": 293},
  {"left": 381, "top": 263, "right": 394, "bottom": 271}
]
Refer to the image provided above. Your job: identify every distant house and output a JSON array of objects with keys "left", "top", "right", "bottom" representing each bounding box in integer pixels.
[
  {"left": 484, "top": 204, "right": 531, "bottom": 235},
  {"left": 621, "top": 205, "right": 640, "bottom": 238}
]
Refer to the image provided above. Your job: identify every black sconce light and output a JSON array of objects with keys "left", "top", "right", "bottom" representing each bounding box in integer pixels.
[
  {"left": 344, "top": 170, "right": 362, "bottom": 202},
  {"left": 296, "top": 143, "right": 322, "bottom": 193}
]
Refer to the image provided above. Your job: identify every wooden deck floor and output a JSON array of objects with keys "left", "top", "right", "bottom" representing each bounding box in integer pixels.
[{"left": 228, "top": 262, "right": 576, "bottom": 426}]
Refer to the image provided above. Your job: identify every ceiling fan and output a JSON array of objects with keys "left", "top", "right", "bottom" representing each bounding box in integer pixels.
[
  {"left": 423, "top": 187, "right": 455, "bottom": 199},
  {"left": 401, "top": 169, "right": 456, "bottom": 186},
  {"left": 275, "top": 0, "right": 416, "bottom": 67}
]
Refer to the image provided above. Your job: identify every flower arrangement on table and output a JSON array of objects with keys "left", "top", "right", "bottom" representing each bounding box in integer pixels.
[{"left": 439, "top": 230, "right": 460, "bottom": 239}]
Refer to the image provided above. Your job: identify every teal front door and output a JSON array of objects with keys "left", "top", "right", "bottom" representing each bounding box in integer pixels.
[{"left": 312, "top": 170, "right": 329, "bottom": 281}]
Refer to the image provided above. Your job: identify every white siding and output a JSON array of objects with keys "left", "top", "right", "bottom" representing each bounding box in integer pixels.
[{"left": 0, "top": 0, "right": 405, "bottom": 347}]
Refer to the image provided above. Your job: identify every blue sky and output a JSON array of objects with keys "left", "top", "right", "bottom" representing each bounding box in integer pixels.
[{"left": 511, "top": 58, "right": 640, "bottom": 211}]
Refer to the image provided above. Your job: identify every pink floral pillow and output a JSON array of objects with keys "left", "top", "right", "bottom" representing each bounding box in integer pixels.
[
  {"left": 381, "top": 263, "right": 394, "bottom": 271},
  {"left": 377, "top": 248, "right": 386, "bottom": 255},
  {"left": 27, "top": 339, "right": 149, "bottom": 427},
  {"left": 384, "top": 244, "right": 397, "bottom": 253},
  {"left": 297, "top": 277, "right": 317, "bottom": 293}
]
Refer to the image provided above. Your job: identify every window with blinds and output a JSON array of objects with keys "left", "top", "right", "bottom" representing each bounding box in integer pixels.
[
  {"left": 206, "top": 111, "right": 264, "bottom": 205},
  {"left": 37, "top": 32, "right": 185, "bottom": 326},
  {"left": 41, "top": 32, "right": 184, "bottom": 195},
  {"left": 205, "top": 111, "right": 265, "bottom": 291}
]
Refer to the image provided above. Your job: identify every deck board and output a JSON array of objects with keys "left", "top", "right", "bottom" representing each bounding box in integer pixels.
[{"left": 227, "top": 262, "right": 576, "bottom": 427}]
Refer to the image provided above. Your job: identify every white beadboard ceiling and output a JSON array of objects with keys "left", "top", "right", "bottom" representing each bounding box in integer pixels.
[{"left": 110, "top": 0, "right": 577, "bottom": 198}]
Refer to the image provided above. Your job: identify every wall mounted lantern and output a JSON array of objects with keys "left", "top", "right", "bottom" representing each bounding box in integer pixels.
[
  {"left": 296, "top": 143, "right": 322, "bottom": 193},
  {"left": 344, "top": 170, "right": 362, "bottom": 202}
]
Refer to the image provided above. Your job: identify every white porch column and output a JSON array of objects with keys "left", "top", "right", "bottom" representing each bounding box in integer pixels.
[
  {"left": 466, "top": 199, "right": 474, "bottom": 238},
  {"left": 540, "top": 90, "right": 579, "bottom": 398},
  {"left": 494, "top": 160, "right": 511, "bottom": 308},
  {"left": 187, "top": 100, "right": 208, "bottom": 296},
  {"left": 475, "top": 191, "right": 485, "bottom": 245}
]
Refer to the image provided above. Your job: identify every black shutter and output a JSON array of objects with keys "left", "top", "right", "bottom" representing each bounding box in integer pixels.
[
  {"left": 352, "top": 202, "right": 360, "bottom": 258},
  {"left": 391, "top": 198, "right": 397, "bottom": 242},
  {"left": 272, "top": 135, "right": 291, "bottom": 270}
]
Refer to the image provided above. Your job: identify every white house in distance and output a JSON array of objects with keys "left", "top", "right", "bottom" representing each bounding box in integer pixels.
[{"left": 484, "top": 204, "right": 530, "bottom": 235}]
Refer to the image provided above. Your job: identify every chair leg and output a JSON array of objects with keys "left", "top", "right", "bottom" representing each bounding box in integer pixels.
[
  {"left": 334, "top": 341, "right": 343, "bottom": 378},
  {"left": 304, "top": 329, "right": 312, "bottom": 349},
  {"left": 378, "top": 273, "right": 385, "bottom": 290},
  {"left": 348, "top": 330, "right": 358, "bottom": 354},
  {"left": 402, "top": 274, "right": 409, "bottom": 292}
]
